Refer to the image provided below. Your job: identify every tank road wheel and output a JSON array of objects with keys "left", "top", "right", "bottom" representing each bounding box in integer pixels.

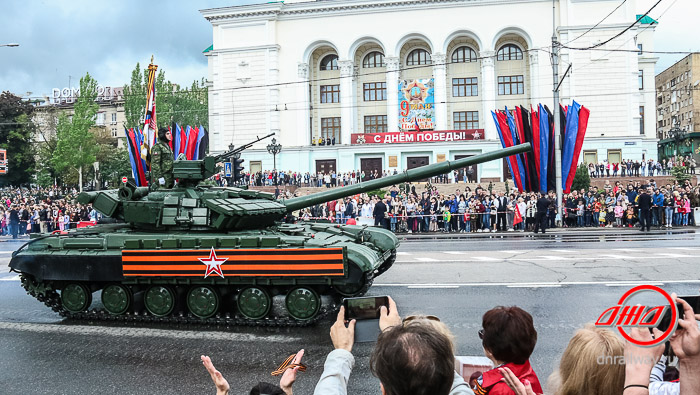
[
  {"left": 61, "top": 283, "right": 92, "bottom": 312},
  {"left": 237, "top": 287, "right": 271, "bottom": 320},
  {"left": 144, "top": 285, "right": 176, "bottom": 317},
  {"left": 375, "top": 249, "right": 397, "bottom": 276},
  {"left": 187, "top": 286, "right": 220, "bottom": 319},
  {"left": 285, "top": 287, "right": 321, "bottom": 320},
  {"left": 101, "top": 284, "right": 132, "bottom": 315}
]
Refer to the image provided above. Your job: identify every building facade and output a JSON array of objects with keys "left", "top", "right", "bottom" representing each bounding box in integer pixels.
[
  {"left": 655, "top": 53, "right": 700, "bottom": 162},
  {"left": 202, "top": 0, "right": 658, "bottom": 182}
]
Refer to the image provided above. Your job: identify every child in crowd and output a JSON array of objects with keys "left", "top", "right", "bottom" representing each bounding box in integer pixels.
[{"left": 614, "top": 202, "right": 624, "bottom": 227}]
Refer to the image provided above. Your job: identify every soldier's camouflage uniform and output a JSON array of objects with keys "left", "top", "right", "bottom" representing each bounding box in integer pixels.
[{"left": 150, "top": 141, "right": 174, "bottom": 189}]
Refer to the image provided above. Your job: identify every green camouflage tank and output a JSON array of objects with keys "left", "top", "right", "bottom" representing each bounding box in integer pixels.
[{"left": 10, "top": 143, "right": 530, "bottom": 326}]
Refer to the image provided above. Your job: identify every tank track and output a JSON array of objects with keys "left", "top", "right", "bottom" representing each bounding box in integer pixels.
[{"left": 20, "top": 275, "right": 339, "bottom": 328}]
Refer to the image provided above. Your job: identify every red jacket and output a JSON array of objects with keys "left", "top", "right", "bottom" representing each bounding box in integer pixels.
[{"left": 474, "top": 360, "right": 542, "bottom": 395}]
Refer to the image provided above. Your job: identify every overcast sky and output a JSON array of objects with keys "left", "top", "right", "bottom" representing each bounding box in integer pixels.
[{"left": 1, "top": 0, "right": 697, "bottom": 101}]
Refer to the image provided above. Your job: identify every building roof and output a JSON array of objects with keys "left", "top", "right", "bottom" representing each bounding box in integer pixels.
[{"left": 636, "top": 14, "right": 658, "bottom": 25}]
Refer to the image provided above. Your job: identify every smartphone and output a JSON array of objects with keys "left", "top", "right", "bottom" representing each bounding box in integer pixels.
[
  {"left": 343, "top": 296, "right": 389, "bottom": 321},
  {"left": 654, "top": 295, "right": 700, "bottom": 332}
]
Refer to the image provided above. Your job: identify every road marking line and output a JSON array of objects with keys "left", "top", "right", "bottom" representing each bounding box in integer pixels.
[
  {"left": 613, "top": 248, "right": 637, "bottom": 252},
  {"left": 414, "top": 257, "right": 438, "bottom": 262},
  {"left": 374, "top": 280, "right": 700, "bottom": 287},
  {"left": 507, "top": 284, "right": 563, "bottom": 288},
  {"left": 0, "top": 275, "right": 20, "bottom": 281},
  {"left": 654, "top": 253, "right": 691, "bottom": 258},
  {"left": 670, "top": 247, "right": 700, "bottom": 251},
  {"left": 600, "top": 254, "right": 628, "bottom": 259},
  {"left": 443, "top": 251, "right": 466, "bottom": 255},
  {"left": 537, "top": 256, "right": 560, "bottom": 260},
  {"left": 407, "top": 285, "right": 460, "bottom": 289},
  {"left": 548, "top": 249, "right": 573, "bottom": 253},
  {"left": 396, "top": 252, "right": 411, "bottom": 256},
  {"left": 606, "top": 282, "right": 665, "bottom": 287},
  {"left": 473, "top": 256, "right": 499, "bottom": 261}
]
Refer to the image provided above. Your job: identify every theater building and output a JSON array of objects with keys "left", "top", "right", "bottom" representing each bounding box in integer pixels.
[{"left": 201, "top": 0, "right": 658, "bottom": 181}]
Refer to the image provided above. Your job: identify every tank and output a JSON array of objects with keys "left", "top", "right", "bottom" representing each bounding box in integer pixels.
[{"left": 10, "top": 143, "right": 530, "bottom": 327}]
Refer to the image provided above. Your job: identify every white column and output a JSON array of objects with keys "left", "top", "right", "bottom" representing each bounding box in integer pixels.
[
  {"left": 339, "top": 60, "right": 354, "bottom": 145},
  {"left": 480, "top": 50, "right": 496, "bottom": 140},
  {"left": 528, "top": 51, "right": 539, "bottom": 105},
  {"left": 386, "top": 57, "right": 400, "bottom": 132},
  {"left": 432, "top": 52, "right": 447, "bottom": 130},
  {"left": 268, "top": 48, "right": 281, "bottom": 139},
  {"left": 297, "top": 63, "right": 310, "bottom": 145}
]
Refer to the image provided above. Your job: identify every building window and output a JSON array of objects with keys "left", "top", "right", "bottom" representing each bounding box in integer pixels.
[
  {"left": 320, "top": 54, "right": 339, "bottom": 71},
  {"left": 637, "top": 44, "right": 643, "bottom": 55},
  {"left": 321, "top": 117, "right": 341, "bottom": 142},
  {"left": 452, "top": 46, "right": 477, "bottom": 63},
  {"left": 363, "top": 51, "right": 385, "bottom": 68},
  {"left": 320, "top": 85, "right": 340, "bottom": 103},
  {"left": 639, "top": 70, "right": 644, "bottom": 90},
  {"left": 96, "top": 112, "right": 105, "bottom": 126},
  {"left": 364, "top": 115, "right": 388, "bottom": 133},
  {"left": 453, "top": 111, "right": 479, "bottom": 129},
  {"left": 497, "top": 75, "right": 524, "bottom": 95},
  {"left": 363, "top": 82, "right": 387, "bottom": 101},
  {"left": 111, "top": 113, "right": 117, "bottom": 124},
  {"left": 452, "top": 77, "right": 478, "bottom": 97},
  {"left": 406, "top": 49, "right": 431, "bottom": 66},
  {"left": 496, "top": 44, "right": 523, "bottom": 61},
  {"left": 639, "top": 106, "right": 645, "bottom": 135},
  {"left": 111, "top": 127, "right": 118, "bottom": 137}
]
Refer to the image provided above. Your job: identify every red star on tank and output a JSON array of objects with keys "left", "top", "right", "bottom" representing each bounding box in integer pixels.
[{"left": 198, "top": 247, "right": 228, "bottom": 278}]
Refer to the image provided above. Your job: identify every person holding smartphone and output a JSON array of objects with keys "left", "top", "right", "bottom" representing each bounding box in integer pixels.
[{"left": 313, "top": 297, "right": 473, "bottom": 395}]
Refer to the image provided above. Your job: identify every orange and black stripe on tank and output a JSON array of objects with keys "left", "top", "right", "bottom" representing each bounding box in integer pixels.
[{"left": 121, "top": 248, "right": 346, "bottom": 278}]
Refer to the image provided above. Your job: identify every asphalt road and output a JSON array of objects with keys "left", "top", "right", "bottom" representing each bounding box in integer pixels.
[{"left": 1, "top": 230, "right": 699, "bottom": 394}]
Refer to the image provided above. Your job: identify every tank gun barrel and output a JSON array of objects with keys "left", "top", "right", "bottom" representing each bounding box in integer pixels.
[{"left": 284, "top": 143, "right": 531, "bottom": 212}]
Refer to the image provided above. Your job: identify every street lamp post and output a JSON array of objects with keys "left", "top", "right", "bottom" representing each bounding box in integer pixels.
[
  {"left": 228, "top": 143, "right": 235, "bottom": 186},
  {"left": 266, "top": 138, "right": 282, "bottom": 198},
  {"left": 668, "top": 122, "right": 687, "bottom": 158}
]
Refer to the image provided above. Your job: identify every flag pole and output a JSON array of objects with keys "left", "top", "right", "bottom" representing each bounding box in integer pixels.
[{"left": 552, "top": 0, "right": 564, "bottom": 223}]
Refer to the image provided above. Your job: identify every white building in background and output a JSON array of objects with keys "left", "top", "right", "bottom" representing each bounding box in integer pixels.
[{"left": 201, "top": 0, "right": 657, "bottom": 182}]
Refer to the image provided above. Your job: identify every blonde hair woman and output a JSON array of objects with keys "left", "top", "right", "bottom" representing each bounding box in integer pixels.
[{"left": 501, "top": 324, "right": 625, "bottom": 395}]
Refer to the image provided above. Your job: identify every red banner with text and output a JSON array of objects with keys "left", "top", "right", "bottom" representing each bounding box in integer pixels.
[{"left": 351, "top": 130, "right": 484, "bottom": 145}]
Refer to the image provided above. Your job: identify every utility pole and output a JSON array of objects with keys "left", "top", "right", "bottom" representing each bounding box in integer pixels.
[{"left": 552, "top": 0, "right": 563, "bottom": 222}]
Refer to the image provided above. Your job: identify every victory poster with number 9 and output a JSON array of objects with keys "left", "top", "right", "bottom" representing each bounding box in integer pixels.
[{"left": 399, "top": 79, "right": 435, "bottom": 131}]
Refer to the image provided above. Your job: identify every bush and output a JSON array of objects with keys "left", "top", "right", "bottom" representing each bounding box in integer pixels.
[{"left": 571, "top": 164, "right": 591, "bottom": 191}]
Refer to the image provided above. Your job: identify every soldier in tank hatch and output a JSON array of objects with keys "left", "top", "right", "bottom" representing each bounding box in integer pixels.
[{"left": 151, "top": 127, "right": 174, "bottom": 189}]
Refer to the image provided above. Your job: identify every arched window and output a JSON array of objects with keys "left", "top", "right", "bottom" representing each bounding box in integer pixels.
[
  {"left": 452, "top": 46, "right": 477, "bottom": 63},
  {"left": 406, "top": 49, "right": 431, "bottom": 66},
  {"left": 497, "top": 44, "right": 523, "bottom": 61},
  {"left": 363, "top": 51, "right": 385, "bottom": 68},
  {"left": 320, "top": 54, "right": 339, "bottom": 70}
]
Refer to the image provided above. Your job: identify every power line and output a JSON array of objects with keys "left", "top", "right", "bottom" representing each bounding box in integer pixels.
[
  {"left": 562, "top": 0, "right": 664, "bottom": 51},
  {"left": 564, "top": 0, "right": 627, "bottom": 45}
]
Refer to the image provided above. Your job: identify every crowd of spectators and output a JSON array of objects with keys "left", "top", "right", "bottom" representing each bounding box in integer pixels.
[
  {"left": 0, "top": 186, "right": 98, "bottom": 239},
  {"left": 298, "top": 178, "right": 698, "bottom": 234},
  {"left": 200, "top": 294, "right": 700, "bottom": 395},
  {"left": 587, "top": 156, "right": 696, "bottom": 178}
]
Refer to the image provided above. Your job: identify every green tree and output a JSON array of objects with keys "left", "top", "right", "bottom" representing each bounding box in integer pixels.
[
  {"left": 671, "top": 165, "right": 691, "bottom": 184},
  {"left": 123, "top": 62, "right": 208, "bottom": 131},
  {"left": 571, "top": 164, "right": 591, "bottom": 191},
  {"left": 0, "top": 92, "right": 37, "bottom": 185},
  {"left": 52, "top": 73, "right": 100, "bottom": 191}
]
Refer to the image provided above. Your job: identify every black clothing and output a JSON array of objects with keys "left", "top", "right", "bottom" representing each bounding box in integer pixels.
[
  {"left": 373, "top": 201, "right": 387, "bottom": 228},
  {"left": 536, "top": 197, "right": 551, "bottom": 213},
  {"left": 637, "top": 194, "right": 652, "bottom": 210}
]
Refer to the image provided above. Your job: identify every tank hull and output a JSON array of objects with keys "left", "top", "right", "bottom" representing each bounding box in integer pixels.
[{"left": 10, "top": 223, "right": 398, "bottom": 326}]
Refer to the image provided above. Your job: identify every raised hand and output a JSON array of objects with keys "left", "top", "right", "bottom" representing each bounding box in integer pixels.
[
  {"left": 280, "top": 349, "right": 305, "bottom": 395},
  {"left": 201, "top": 355, "right": 230, "bottom": 395}
]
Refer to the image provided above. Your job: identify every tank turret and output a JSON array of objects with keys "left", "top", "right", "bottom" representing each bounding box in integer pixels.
[
  {"left": 77, "top": 143, "right": 531, "bottom": 230},
  {"left": 12, "top": 142, "right": 530, "bottom": 327}
]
